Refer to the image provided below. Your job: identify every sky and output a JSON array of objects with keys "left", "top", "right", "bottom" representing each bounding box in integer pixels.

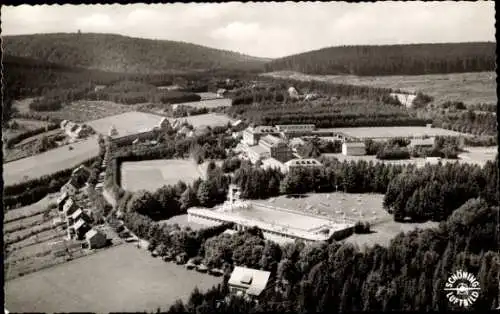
[{"left": 1, "top": 2, "right": 495, "bottom": 58}]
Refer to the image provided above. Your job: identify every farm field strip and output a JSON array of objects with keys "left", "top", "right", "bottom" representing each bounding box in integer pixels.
[
  {"left": 3, "top": 136, "right": 99, "bottom": 185},
  {"left": 4, "top": 194, "right": 57, "bottom": 222},
  {"left": 5, "top": 244, "right": 222, "bottom": 313},
  {"left": 4, "top": 214, "right": 46, "bottom": 233}
]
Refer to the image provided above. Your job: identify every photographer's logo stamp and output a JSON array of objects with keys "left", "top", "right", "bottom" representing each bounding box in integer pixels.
[{"left": 444, "top": 270, "right": 481, "bottom": 307}]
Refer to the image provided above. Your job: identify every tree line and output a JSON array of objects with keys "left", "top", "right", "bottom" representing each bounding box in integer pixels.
[
  {"left": 264, "top": 42, "right": 496, "bottom": 76},
  {"left": 384, "top": 158, "right": 498, "bottom": 222},
  {"left": 4, "top": 123, "right": 60, "bottom": 148}
]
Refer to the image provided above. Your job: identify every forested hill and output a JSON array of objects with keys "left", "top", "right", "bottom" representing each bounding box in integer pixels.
[
  {"left": 2, "top": 33, "right": 268, "bottom": 73},
  {"left": 264, "top": 42, "right": 496, "bottom": 76}
]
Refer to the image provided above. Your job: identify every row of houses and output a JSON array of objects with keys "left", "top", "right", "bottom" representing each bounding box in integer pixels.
[{"left": 56, "top": 166, "right": 107, "bottom": 250}]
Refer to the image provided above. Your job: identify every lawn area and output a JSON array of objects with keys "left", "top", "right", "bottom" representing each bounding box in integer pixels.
[
  {"left": 3, "top": 136, "right": 99, "bottom": 185},
  {"left": 168, "top": 113, "right": 233, "bottom": 128},
  {"left": 264, "top": 71, "right": 497, "bottom": 105},
  {"left": 121, "top": 159, "right": 203, "bottom": 192},
  {"left": 179, "top": 98, "right": 232, "bottom": 109},
  {"left": 159, "top": 214, "right": 209, "bottom": 231},
  {"left": 87, "top": 111, "right": 166, "bottom": 138},
  {"left": 253, "top": 192, "right": 439, "bottom": 248},
  {"left": 5, "top": 244, "right": 222, "bottom": 313}
]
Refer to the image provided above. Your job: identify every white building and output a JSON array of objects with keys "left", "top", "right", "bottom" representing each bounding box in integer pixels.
[
  {"left": 61, "top": 181, "right": 78, "bottom": 196},
  {"left": 228, "top": 266, "right": 271, "bottom": 300},
  {"left": 342, "top": 142, "right": 366, "bottom": 156},
  {"left": 284, "top": 159, "right": 323, "bottom": 172},
  {"left": 288, "top": 87, "right": 299, "bottom": 99}
]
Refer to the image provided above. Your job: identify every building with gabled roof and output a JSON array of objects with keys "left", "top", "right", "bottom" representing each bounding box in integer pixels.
[
  {"left": 62, "top": 197, "right": 79, "bottom": 217},
  {"left": 85, "top": 229, "right": 107, "bottom": 249},
  {"left": 68, "top": 218, "right": 91, "bottom": 240},
  {"left": 242, "top": 126, "right": 279, "bottom": 146},
  {"left": 341, "top": 142, "right": 366, "bottom": 156},
  {"left": 228, "top": 266, "right": 271, "bottom": 299},
  {"left": 57, "top": 191, "right": 69, "bottom": 212}
]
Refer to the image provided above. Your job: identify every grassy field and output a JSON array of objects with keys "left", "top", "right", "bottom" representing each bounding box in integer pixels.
[
  {"left": 4, "top": 194, "right": 57, "bottom": 222},
  {"left": 159, "top": 214, "right": 209, "bottom": 231},
  {"left": 5, "top": 244, "right": 222, "bottom": 313},
  {"left": 87, "top": 111, "right": 166, "bottom": 137},
  {"left": 254, "top": 192, "right": 438, "bottom": 248},
  {"left": 264, "top": 71, "right": 497, "bottom": 105},
  {"left": 168, "top": 113, "right": 233, "bottom": 128},
  {"left": 196, "top": 92, "right": 219, "bottom": 100},
  {"left": 3, "top": 128, "right": 65, "bottom": 163},
  {"left": 3, "top": 136, "right": 99, "bottom": 185},
  {"left": 121, "top": 159, "right": 203, "bottom": 192},
  {"left": 179, "top": 98, "right": 232, "bottom": 109}
]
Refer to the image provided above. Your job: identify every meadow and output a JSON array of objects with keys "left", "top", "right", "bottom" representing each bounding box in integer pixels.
[
  {"left": 264, "top": 71, "right": 497, "bottom": 105},
  {"left": 178, "top": 98, "right": 232, "bottom": 109},
  {"left": 120, "top": 159, "right": 203, "bottom": 192},
  {"left": 5, "top": 244, "right": 222, "bottom": 313},
  {"left": 3, "top": 136, "right": 99, "bottom": 185}
]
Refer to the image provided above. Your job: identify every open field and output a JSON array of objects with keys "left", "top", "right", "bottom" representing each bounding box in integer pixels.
[
  {"left": 87, "top": 110, "right": 166, "bottom": 137},
  {"left": 323, "top": 145, "right": 497, "bottom": 168},
  {"left": 168, "top": 113, "right": 233, "bottom": 128},
  {"left": 5, "top": 244, "right": 222, "bottom": 313},
  {"left": 4, "top": 194, "right": 57, "bottom": 223},
  {"left": 3, "top": 136, "right": 99, "bottom": 185},
  {"left": 12, "top": 97, "right": 37, "bottom": 113},
  {"left": 323, "top": 126, "right": 467, "bottom": 140},
  {"left": 264, "top": 71, "right": 497, "bottom": 105},
  {"left": 121, "top": 159, "right": 203, "bottom": 192},
  {"left": 178, "top": 98, "right": 232, "bottom": 109},
  {"left": 254, "top": 192, "right": 438, "bottom": 247}
]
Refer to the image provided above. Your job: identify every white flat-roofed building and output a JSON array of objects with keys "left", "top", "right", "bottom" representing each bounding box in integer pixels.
[
  {"left": 285, "top": 159, "right": 323, "bottom": 172},
  {"left": 409, "top": 138, "right": 435, "bottom": 149},
  {"left": 342, "top": 142, "right": 366, "bottom": 156},
  {"left": 228, "top": 266, "right": 271, "bottom": 299},
  {"left": 187, "top": 202, "right": 354, "bottom": 245}
]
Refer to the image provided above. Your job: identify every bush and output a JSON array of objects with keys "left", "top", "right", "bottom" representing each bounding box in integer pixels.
[{"left": 354, "top": 221, "right": 371, "bottom": 234}]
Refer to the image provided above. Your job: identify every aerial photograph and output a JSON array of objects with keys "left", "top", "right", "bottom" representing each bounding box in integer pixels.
[{"left": 2, "top": 1, "right": 498, "bottom": 313}]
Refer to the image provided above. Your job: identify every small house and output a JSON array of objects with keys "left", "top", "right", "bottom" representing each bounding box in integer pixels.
[
  {"left": 288, "top": 87, "right": 299, "bottom": 99},
  {"left": 85, "top": 229, "right": 107, "bottom": 249},
  {"left": 228, "top": 266, "right": 271, "bottom": 300},
  {"left": 61, "top": 181, "right": 78, "bottom": 196},
  {"left": 57, "top": 191, "right": 69, "bottom": 212},
  {"left": 62, "top": 198, "right": 79, "bottom": 217},
  {"left": 67, "top": 208, "right": 83, "bottom": 225},
  {"left": 72, "top": 218, "right": 91, "bottom": 240},
  {"left": 217, "top": 88, "right": 227, "bottom": 98},
  {"left": 342, "top": 142, "right": 366, "bottom": 156}
]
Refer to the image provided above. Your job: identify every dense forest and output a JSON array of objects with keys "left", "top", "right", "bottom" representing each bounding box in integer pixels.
[
  {"left": 265, "top": 42, "right": 496, "bottom": 75},
  {"left": 228, "top": 98, "right": 430, "bottom": 128},
  {"left": 3, "top": 33, "right": 267, "bottom": 74}
]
